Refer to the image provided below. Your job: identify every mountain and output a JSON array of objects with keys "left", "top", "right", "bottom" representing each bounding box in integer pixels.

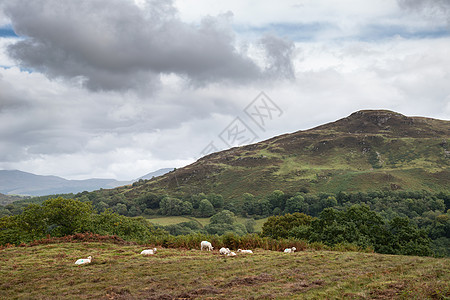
[
  {"left": 0, "top": 170, "right": 129, "bottom": 196},
  {"left": 121, "top": 110, "right": 449, "bottom": 199},
  {"left": 136, "top": 168, "right": 175, "bottom": 180}
]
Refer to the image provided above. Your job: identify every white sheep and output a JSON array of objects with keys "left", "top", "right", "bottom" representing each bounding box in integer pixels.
[
  {"left": 284, "top": 247, "right": 297, "bottom": 253},
  {"left": 227, "top": 251, "right": 236, "bottom": 257},
  {"left": 75, "top": 256, "right": 92, "bottom": 265},
  {"left": 219, "top": 247, "right": 231, "bottom": 255},
  {"left": 201, "top": 241, "right": 213, "bottom": 251},
  {"left": 237, "top": 249, "right": 253, "bottom": 254},
  {"left": 140, "top": 248, "right": 157, "bottom": 255}
]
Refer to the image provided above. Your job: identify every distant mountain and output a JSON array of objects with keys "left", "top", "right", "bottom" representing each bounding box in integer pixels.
[
  {"left": 137, "top": 168, "right": 175, "bottom": 180},
  {"left": 0, "top": 170, "right": 129, "bottom": 196},
  {"left": 117, "top": 110, "right": 449, "bottom": 198}
]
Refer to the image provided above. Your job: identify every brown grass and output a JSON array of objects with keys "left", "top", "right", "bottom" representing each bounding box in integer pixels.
[{"left": 0, "top": 241, "right": 449, "bottom": 299}]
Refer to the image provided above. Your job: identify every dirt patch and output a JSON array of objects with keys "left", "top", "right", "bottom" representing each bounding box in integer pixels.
[
  {"left": 222, "top": 273, "right": 274, "bottom": 288},
  {"left": 176, "top": 286, "right": 221, "bottom": 299},
  {"left": 147, "top": 294, "right": 173, "bottom": 300},
  {"left": 256, "top": 293, "right": 277, "bottom": 299},
  {"left": 290, "top": 279, "right": 326, "bottom": 292},
  {"left": 369, "top": 281, "right": 406, "bottom": 299},
  {"left": 342, "top": 292, "right": 365, "bottom": 299},
  {"left": 137, "top": 292, "right": 174, "bottom": 300},
  {"left": 103, "top": 286, "right": 133, "bottom": 300}
]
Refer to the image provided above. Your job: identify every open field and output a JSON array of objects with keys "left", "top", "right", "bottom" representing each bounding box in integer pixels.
[
  {"left": 1, "top": 241, "right": 449, "bottom": 299},
  {"left": 146, "top": 215, "right": 207, "bottom": 226},
  {"left": 146, "top": 215, "right": 211, "bottom": 228},
  {"left": 146, "top": 215, "right": 268, "bottom": 232}
]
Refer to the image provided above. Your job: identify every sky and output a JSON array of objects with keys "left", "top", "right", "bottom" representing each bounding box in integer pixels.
[{"left": 0, "top": 0, "right": 449, "bottom": 181}]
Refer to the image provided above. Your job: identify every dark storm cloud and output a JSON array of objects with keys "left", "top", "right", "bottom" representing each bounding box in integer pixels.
[{"left": 2, "top": 0, "right": 295, "bottom": 92}]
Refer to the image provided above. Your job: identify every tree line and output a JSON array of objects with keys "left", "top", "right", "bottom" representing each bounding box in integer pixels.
[{"left": 0, "top": 189, "right": 448, "bottom": 256}]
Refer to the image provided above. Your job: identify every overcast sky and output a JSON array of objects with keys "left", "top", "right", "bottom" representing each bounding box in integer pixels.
[{"left": 0, "top": 0, "right": 449, "bottom": 180}]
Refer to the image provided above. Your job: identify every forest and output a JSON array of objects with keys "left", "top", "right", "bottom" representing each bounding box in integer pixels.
[{"left": 0, "top": 189, "right": 448, "bottom": 257}]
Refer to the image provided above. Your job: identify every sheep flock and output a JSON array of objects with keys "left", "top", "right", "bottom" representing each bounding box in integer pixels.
[{"left": 75, "top": 241, "right": 297, "bottom": 265}]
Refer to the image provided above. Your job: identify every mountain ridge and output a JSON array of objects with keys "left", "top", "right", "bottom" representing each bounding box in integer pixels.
[
  {"left": 0, "top": 170, "right": 129, "bottom": 196},
  {"left": 121, "top": 109, "right": 449, "bottom": 199}
]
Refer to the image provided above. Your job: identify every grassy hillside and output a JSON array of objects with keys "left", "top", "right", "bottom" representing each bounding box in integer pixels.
[
  {"left": 115, "top": 110, "right": 449, "bottom": 200},
  {"left": 1, "top": 241, "right": 448, "bottom": 299}
]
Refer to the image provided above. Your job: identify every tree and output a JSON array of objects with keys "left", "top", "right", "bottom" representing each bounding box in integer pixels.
[
  {"left": 385, "top": 217, "right": 432, "bottom": 256},
  {"left": 285, "top": 194, "right": 308, "bottom": 214},
  {"left": 309, "top": 205, "right": 387, "bottom": 249},
  {"left": 242, "top": 193, "right": 256, "bottom": 216},
  {"left": 136, "top": 192, "right": 162, "bottom": 209},
  {"left": 159, "top": 197, "right": 192, "bottom": 216},
  {"left": 208, "top": 193, "right": 224, "bottom": 208},
  {"left": 262, "top": 212, "right": 314, "bottom": 239},
  {"left": 128, "top": 206, "right": 142, "bottom": 217},
  {"left": 255, "top": 199, "right": 272, "bottom": 216},
  {"left": 245, "top": 218, "right": 256, "bottom": 233},
  {"left": 96, "top": 201, "right": 109, "bottom": 213},
  {"left": 181, "top": 201, "right": 193, "bottom": 215},
  {"left": 190, "top": 193, "right": 207, "bottom": 209},
  {"left": 113, "top": 203, "right": 128, "bottom": 216},
  {"left": 43, "top": 197, "right": 93, "bottom": 236},
  {"left": 267, "top": 190, "right": 286, "bottom": 210},
  {"left": 210, "top": 210, "right": 236, "bottom": 225},
  {"left": 198, "top": 199, "right": 215, "bottom": 217}
]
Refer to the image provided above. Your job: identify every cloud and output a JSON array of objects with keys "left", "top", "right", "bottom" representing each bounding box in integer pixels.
[
  {"left": 259, "top": 34, "right": 296, "bottom": 80},
  {"left": 0, "top": 0, "right": 449, "bottom": 181},
  {"left": 398, "top": 0, "right": 450, "bottom": 25},
  {"left": 2, "top": 0, "right": 295, "bottom": 92}
]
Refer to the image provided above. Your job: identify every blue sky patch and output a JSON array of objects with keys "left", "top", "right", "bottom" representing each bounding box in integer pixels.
[
  {"left": 360, "top": 24, "right": 450, "bottom": 41},
  {"left": 234, "top": 22, "right": 335, "bottom": 42},
  {"left": 0, "top": 26, "right": 18, "bottom": 38}
]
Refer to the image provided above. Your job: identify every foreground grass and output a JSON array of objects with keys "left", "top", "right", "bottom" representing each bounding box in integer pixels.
[{"left": 1, "top": 242, "right": 449, "bottom": 299}]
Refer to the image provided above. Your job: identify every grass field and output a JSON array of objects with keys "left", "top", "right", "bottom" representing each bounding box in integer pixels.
[
  {"left": 1, "top": 241, "right": 448, "bottom": 299},
  {"left": 146, "top": 215, "right": 268, "bottom": 232}
]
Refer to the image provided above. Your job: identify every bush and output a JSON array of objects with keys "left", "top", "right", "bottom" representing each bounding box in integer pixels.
[{"left": 0, "top": 198, "right": 167, "bottom": 245}]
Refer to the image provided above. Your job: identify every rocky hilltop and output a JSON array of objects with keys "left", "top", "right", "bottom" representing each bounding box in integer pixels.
[{"left": 119, "top": 110, "right": 450, "bottom": 198}]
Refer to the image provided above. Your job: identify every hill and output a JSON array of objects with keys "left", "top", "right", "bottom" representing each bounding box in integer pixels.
[
  {"left": 1, "top": 241, "right": 448, "bottom": 299},
  {"left": 0, "top": 170, "right": 129, "bottom": 196},
  {"left": 121, "top": 110, "right": 449, "bottom": 199}
]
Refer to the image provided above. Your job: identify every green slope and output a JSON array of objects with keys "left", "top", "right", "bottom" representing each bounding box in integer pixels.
[{"left": 122, "top": 110, "right": 449, "bottom": 199}]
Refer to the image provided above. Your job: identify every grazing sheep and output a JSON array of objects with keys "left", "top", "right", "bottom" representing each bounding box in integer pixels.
[
  {"left": 201, "top": 241, "right": 213, "bottom": 251},
  {"left": 75, "top": 256, "right": 92, "bottom": 265},
  {"left": 219, "top": 247, "right": 231, "bottom": 255},
  {"left": 284, "top": 247, "right": 297, "bottom": 253},
  {"left": 140, "top": 248, "right": 157, "bottom": 255},
  {"left": 227, "top": 251, "right": 237, "bottom": 257},
  {"left": 237, "top": 249, "right": 253, "bottom": 254}
]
